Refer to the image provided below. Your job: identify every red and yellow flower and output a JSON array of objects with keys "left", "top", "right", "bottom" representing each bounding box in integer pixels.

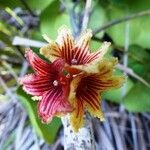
[{"left": 20, "top": 26, "right": 125, "bottom": 132}]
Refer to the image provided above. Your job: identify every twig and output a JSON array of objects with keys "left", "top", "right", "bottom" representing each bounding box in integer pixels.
[
  {"left": 5, "top": 7, "right": 24, "bottom": 26},
  {"left": 111, "top": 118, "right": 124, "bottom": 150},
  {"left": 93, "top": 9, "right": 150, "bottom": 35},
  {"left": 130, "top": 113, "right": 138, "bottom": 150},
  {"left": 19, "top": 61, "right": 29, "bottom": 77},
  {"left": 13, "top": 36, "right": 46, "bottom": 48},
  {"left": 70, "top": 2, "right": 79, "bottom": 37},
  {"left": 2, "top": 61, "right": 18, "bottom": 81},
  {"left": 120, "top": 20, "right": 130, "bottom": 111},
  {"left": 117, "top": 63, "right": 150, "bottom": 87},
  {"left": 81, "top": 0, "right": 92, "bottom": 32}
]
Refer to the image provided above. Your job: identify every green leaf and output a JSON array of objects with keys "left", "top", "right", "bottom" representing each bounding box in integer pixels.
[
  {"left": 103, "top": 78, "right": 134, "bottom": 103},
  {"left": 0, "top": 0, "right": 23, "bottom": 8},
  {"left": 128, "top": 45, "right": 150, "bottom": 80},
  {"left": 90, "top": 40, "right": 102, "bottom": 52},
  {"left": 40, "top": 0, "right": 70, "bottom": 39},
  {"left": 17, "top": 86, "right": 62, "bottom": 144},
  {"left": 124, "top": 82, "right": 150, "bottom": 112},
  {"left": 106, "top": 0, "right": 150, "bottom": 48},
  {"left": 26, "top": 0, "right": 54, "bottom": 11}
]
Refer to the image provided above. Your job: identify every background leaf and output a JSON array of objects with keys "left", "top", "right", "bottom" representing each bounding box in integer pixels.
[
  {"left": 17, "top": 86, "right": 62, "bottom": 144},
  {"left": 26, "top": 0, "right": 54, "bottom": 11},
  {"left": 40, "top": 0, "right": 70, "bottom": 39},
  {"left": 124, "top": 82, "right": 150, "bottom": 112}
]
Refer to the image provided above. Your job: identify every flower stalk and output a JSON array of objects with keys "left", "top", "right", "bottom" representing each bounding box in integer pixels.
[{"left": 62, "top": 113, "right": 95, "bottom": 150}]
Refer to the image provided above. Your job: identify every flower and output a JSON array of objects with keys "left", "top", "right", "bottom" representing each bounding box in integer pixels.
[
  {"left": 19, "top": 48, "right": 72, "bottom": 123},
  {"left": 40, "top": 26, "right": 111, "bottom": 66},
  {"left": 39, "top": 26, "right": 125, "bottom": 132},
  {"left": 19, "top": 26, "right": 125, "bottom": 132},
  {"left": 69, "top": 58, "right": 125, "bottom": 132}
]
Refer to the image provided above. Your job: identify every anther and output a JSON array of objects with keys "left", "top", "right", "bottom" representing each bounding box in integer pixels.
[
  {"left": 71, "top": 59, "right": 77, "bottom": 65},
  {"left": 53, "top": 80, "right": 58, "bottom": 86}
]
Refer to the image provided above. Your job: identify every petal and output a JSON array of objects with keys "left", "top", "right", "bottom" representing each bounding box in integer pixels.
[
  {"left": 72, "top": 29, "right": 92, "bottom": 65},
  {"left": 52, "top": 58, "right": 65, "bottom": 73},
  {"left": 56, "top": 26, "right": 74, "bottom": 64},
  {"left": 70, "top": 74, "right": 104, "bottom": 121},
  {"left": 97, "top": 58, "right": 118, "bottom": 79},
  {"left": 25, "top": 48, "right": 51, "bottom": 75},
  {"left": 38, "top": 87, "right": 72, "bottom": 123},
  {"left": 19, "top": 74, "right": 53, "bottom": 96},
  {"left": 76, "top": 73, "right": 124, "bottom": 93},
  {"left": 40, "top": 41, "right": 61, "bottom": 62},
  {"left": 96, "top": 76, "right": 125, "bottom": 92},
  {"left": 83, "top": 41, "right": 111, "bottom": 64},
  {"left": 70, "top": 98, "right": 84, "bottom": 132},
  {"left": 40, "top": 26, "right": 74, "bottom": 65},
  {"left": 84, "top": 95, "right": 104, "bottom": 121},
  {"left": 68, "top": 57, "right": 118, "bottom": 74}
]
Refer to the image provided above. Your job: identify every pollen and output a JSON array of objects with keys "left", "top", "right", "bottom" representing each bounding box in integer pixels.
[
  {"left": 71, "top": 59, "right": 77, "bottom": 65},
  {"left": 53, "top": 80, "right": 58, "bottom": 86}
]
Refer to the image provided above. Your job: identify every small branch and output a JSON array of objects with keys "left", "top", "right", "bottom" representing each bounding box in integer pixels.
[
  {"left": 70, "top": 2, "right": 79, "bottom": 37},
  {"left": 120, "top": 20, "right": 130, "bottom": 111},
  {"left": 93, "top": 9, "right": 150, "bottom": 35},
  {"left": 13, "top": 36, "right": 46, "bottom": 48},
  {"left": 5, "top": 7, "right": 24, "bottom": 26},
  {"left": 117, "top": 63, "right": 150, "bottom": 88},
  {"left": 81, "top": 0, "right": 92, "bottom": 32}
]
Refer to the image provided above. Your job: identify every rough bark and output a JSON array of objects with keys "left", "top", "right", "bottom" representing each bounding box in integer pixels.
[{"left": 61, "top": 113, "right": 95, "bottom": 150}]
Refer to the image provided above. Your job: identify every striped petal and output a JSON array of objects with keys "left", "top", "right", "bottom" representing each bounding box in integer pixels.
[
  {"left": 40, "top": 26, "right": 74, "bottom": 65},
  {"left": 25, "top": 48, "right": 51, "bottom": 76},
  {"left": 67, "top": 57, "right": 118, "bottom": 75},
  {"left": 51, "top": 58, "right": 65, "bottom": 75},
  {"left": 38, "top": 87, "right": 72, "bottom": 123},
  {"left": 19, "top": 58, "right": 67, "bottom": 96},
  {"left": 19, "top": 74, "right": 53, "bottom": 96},
  {"left": 40, "top": 41, "right": 61, "bottom": 62},
  {"left": 70, "top": 98, "right": 84, "bottom": 132},
  {"left": 72, "top": 29, "right": 92, "bottom": 65},
  {"left": 83, "top": 41, "right": 111, "bottom": 64},
  {"left": 95, "top": 76, "right": 125, "bottom": 92}
]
